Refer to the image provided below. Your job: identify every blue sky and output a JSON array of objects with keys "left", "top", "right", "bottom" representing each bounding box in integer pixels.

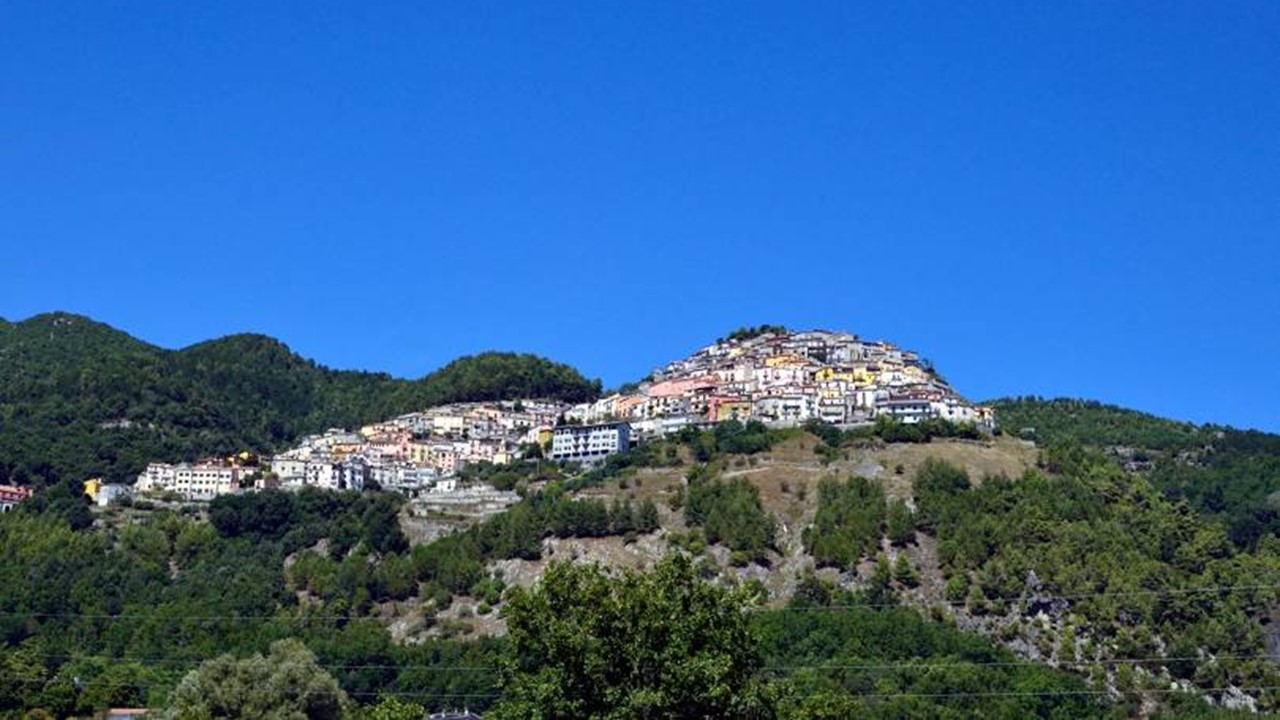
[{"left": 3, "top": 3, "right": 1278, "bottom": 431}]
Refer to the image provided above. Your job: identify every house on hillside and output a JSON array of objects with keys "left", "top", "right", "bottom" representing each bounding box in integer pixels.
[
  {"left": 550, "top": 422, "right": 631, "bottom": 463},
  {"left": 0, "top": 485, "right": 33, "bottom": 512}
]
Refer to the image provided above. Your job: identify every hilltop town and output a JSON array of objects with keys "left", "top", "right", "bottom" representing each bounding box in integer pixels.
[{"left": 124, "top": 328, "right": 993, "bottom": 502}]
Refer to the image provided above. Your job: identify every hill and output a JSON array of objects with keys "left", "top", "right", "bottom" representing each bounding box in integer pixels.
[
  {"left": 990, "top": 397, "right": 1280, "bottom": 548},
  {"left": 2, "top": 326, "right": 1279, "bottom": 716},
  {"left": 4, "top": 420, "right": 1274, "bottom": 717},
  {"left": 0, "top": 312, "right": 601, "bottom": 486}
]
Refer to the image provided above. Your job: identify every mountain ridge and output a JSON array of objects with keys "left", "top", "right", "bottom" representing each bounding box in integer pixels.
[{"left": 0, "top": 311, "right": 601, "bottom": 486}]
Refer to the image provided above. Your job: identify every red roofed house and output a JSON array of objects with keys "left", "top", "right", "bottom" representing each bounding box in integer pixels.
[{"left": 0, "top": 485, "right": 33, "bottom": 513}]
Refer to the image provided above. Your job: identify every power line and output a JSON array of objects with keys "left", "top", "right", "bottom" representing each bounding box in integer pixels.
[
  {"left": 750, "top": 582, "right": 1280, "bottom": 613},
  {"left": 17, "top": 651, "right": 1273, "bottom": 675},
  {"left": 3, "top": 582, "right": 1275, "bottom": 623},
  {"left": 762, "top": 653, "right": 1274, "bottom": 672},
  {"left": 25, "top": 653, "right": 498, "bottom": 672},
  {"left": 5, "top": 676, "right": 1278, "bottom": 704}
]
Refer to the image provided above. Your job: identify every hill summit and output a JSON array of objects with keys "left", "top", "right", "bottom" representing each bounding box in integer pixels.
[{"left": 571, "top": 326, "right": 992, "bottom": 431}]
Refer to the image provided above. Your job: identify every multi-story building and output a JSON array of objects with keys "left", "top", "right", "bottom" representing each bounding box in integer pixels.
[
  {"left": 174, "top": 463, "right": 240, "bottom": 500},
  {"left": 271, "top": 455, "right": 309, "bottom": 485},
  {"left": 550, "top": 422, "right": 632, "bottom": 462},
  {"left": 136, "top": 462, "right": 241, "bottom": 500}
]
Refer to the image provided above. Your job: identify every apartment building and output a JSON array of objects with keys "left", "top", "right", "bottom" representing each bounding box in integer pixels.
[{"left": 550, "top": 422, "right": 632, "bottom": 462}]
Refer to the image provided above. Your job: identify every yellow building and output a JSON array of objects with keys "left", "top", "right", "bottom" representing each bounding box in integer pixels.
[
  {"left": 713, "top": 400, "right": 754, "bottom": 423},
  {"left": 83, "top": 478, "right": 103, "bottom": 502},
  {"left": 408, "top": 441, "right": 432, "bottom": 466},
  {"left": 814, "top": 367, "right": 852, "bottom": 382},
  {"left": 329, "top": 442, "right": 362, "bottom": 459},
  {"left": 765, "top": 353, "right": 807, "bottom": 368}
]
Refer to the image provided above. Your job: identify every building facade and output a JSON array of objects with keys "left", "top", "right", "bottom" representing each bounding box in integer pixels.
[{"left": 550, "top": 422, "right": 632, "bottom": 462}]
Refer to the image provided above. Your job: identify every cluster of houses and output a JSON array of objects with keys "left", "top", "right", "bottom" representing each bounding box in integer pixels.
[
  {"left": 567, "top": 329, "right": 993, "bottom": 433},
  {"left": 128, "top": 329, "right": 990, "bottom": 502},
  {"left": 134, "top": 401, "right": 567, "bottom": 501}
]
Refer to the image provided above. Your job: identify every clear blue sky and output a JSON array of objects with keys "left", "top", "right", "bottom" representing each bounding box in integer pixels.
[{"left": 4, "top": 3, "right": 1278, "bottom": 431}]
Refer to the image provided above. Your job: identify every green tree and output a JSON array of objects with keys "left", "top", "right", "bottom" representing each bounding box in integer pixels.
[
  {"left": 805, "top": 476, "right": 885, "bottom": 569},
  {"left": 885, "top": 499, "right": 915, "bottom": 546},
  {"left": 363, "top": 696, "right": 429, "bottom": 720},
  {"left": 163, "top": 639, "right": 348, "bottom": 720},
  {"left": 893, "top": 554, "right": 919, "bottom": 587},
  {"left": 490, "top": 555, "right": 775, "bottom": 719}
]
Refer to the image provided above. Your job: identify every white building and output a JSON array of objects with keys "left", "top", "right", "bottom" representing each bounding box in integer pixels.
[
  {"left": 137, "top": 462, "right": 240, "bottom": 500},
  {"left": 136, "top": 463, "right": 178, "bottom": 492},
  {"left": 754, "top": 394, "right": 817, "bottom": 425},
  {"left": 303, "top": 460, "right": 336, "bottom": 489},
  {"left": 271, "top": 455, "right": 308, "bottom": 485},
  {"left": 877, "top": 397, "right": 935, "bottom": 424},
  {"left": 550, "top": 422, "right": 632, "bottom": 462}
]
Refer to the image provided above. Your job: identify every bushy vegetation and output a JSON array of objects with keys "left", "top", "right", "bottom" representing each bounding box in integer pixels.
[
  {"left": 490, "top": 556, "right": 772, "bottom": 719},
  {"left": 759, "top": 583, "right": 1119, "bottom": 719},
  {"left": 804, "top": 476, "right": 888, "bottom": 569},
  {"left": 720, "top": 324, "right": 789, "bottom": 342},
  {"left": 992, "top": 397, "right": 1280, "bottom": 549},
  {"left": 804, "top": 417, "right": 985, "bottom": 453},
  {"left": 492, "top": 555, "right": 1134, "bottom": 719},
  {"left": 210, "top": 488, "right": 409, "bottom": 556},
  {"left": 0, "top": 500, "right": 503, "bottom": 716},
  {"left": 684, "top": 467, "right": 776, "bottom": 565},
  {"left": 913, "top": 455, "right": 1280, "bottom": 703},
  {"left": 674, "top": 419, "right": 790, "bottom": 462},
  {"left": 990, "top": 396, "right": 1208, "bottom": 451}
]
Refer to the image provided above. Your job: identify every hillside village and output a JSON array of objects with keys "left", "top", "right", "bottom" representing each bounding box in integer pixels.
[{"left": 126, "top": 328, "right": 994, "bottom": 502}]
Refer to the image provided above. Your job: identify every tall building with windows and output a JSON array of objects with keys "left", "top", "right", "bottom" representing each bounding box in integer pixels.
[{"left": 550, "top": 422, "right": 631, "bottom": 462}]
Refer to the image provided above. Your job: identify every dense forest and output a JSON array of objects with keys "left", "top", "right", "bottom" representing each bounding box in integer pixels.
[
  {"left": 0, "top": 312, "right": 601, "bottom": 486},
  {"left": 991, "top": 397, "right": 1280, "bottom": 548}
]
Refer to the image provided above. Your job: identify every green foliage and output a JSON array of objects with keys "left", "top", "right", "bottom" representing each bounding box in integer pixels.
[
  {"left": 414, "top": 352, "right": 602, "bottom": 408},
  {"left": 491, "top": 555, "right": 773, "bottom": 719},
  {"left": 892, "top": 554, "right": 919, "bottom": 587},
  {"left": 673, "top": 420, "right": 787, "bottom": 462},
  {"left": 991, "top": 396, "right": 1280, "bottom": 549},
  {"left": 209, "top": 488, "right": 408, "bottom": 556},
  {"left": 685, "top": 475, "right": 776, "bottom": 563},
  {"left": 885, "top": 499, "right": 916, "bottom": 546},
  {"left": 0, "top": 500, "right": 503, "bottom": 716},
  {"left": 804, "top": 417, "right": 984, "bottom": 452},
  {"left": 362, "top": 696, "right": 430, "bottom": 720},
  {"left": 805, "top": 476, "right": 886, "bottom": 569},
  {"left": 990, "top": 397, "right": 1207, "bottom": 451},
  {"left": 913, "top": 457, "right": 1280, "bottom": 702},
  {"left": 460, "top": 458, "right": 562, "bottom": 491},
  {"left": 757, "top": 593, "right": 1118, "bottom": 719},
  {"left": 163, "top": 639, "right": 348, "bottom": 719},
  {"left": 721, "top": 324, "right": 789, "bottom": 343},
  {"left": 0, "top": 312, "right": 600, "bottom": 487}
]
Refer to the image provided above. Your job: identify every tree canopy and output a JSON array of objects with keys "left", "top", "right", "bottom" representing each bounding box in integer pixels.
[
  {"left": 163, "top": 639, "right": 348, "bottom": 720},
  {"left": 490, "top": 555, "right": 774, "bottom": 720}
]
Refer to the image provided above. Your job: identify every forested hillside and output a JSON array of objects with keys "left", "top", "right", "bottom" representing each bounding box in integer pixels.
[
  {"left": 2, "top": 418, "right": 1275, "bottom": 717},
  {"left": 0, "top": 312, "right": 600, "bottom": 486},
  {"left": 991, "top": 397, "right": 1280, "bottom": 548}
]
